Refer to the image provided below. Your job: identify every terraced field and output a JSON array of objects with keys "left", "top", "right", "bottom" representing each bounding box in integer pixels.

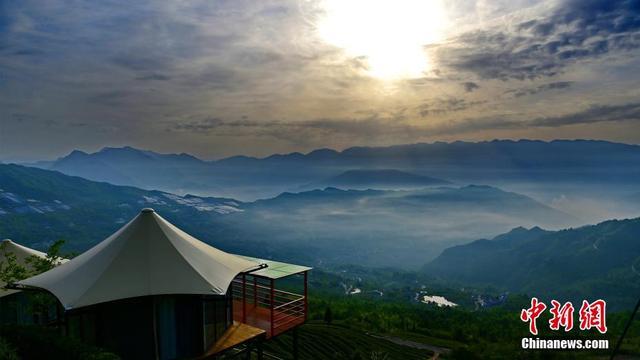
[{"left": 264, "top": 322, "right": 435, "bottom": 359}]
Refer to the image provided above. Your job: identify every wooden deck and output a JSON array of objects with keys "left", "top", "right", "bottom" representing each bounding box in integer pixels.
[
  {"left": 200, "top": 321, "right": 266, "bottom": 358},
  {"left": 233, "top": 300, "right": 305, "bottom": 338}
]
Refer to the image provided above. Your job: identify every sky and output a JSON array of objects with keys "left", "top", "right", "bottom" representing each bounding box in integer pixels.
[{"left": 1, "top": 0, "right": 640, "bottom": 161}]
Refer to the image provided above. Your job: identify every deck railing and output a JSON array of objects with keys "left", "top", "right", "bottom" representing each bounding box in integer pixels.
[{"left": 231, "top": 277, "right": 306, "bottom": 337}]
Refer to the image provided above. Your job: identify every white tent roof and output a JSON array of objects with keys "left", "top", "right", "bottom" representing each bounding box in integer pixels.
[
  {"left": 0, "top": 239, "right": 49, "bottom": 298},
  {"left": 18, "top": 208, "right": 262, "bottom": 309}
]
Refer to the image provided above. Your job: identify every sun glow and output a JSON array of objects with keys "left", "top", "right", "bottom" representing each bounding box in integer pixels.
[{"left": 317, "top": 0, "right": 448, "bottom": 80}]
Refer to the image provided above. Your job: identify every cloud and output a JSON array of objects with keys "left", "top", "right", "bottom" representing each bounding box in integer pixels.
[
  {"left": 506, "top": 81, "right": 573, "bottom": 97},
  {"left": 436, "top": 0, "right": 640, "bottom": 80},
  {"left": 1, "top": 0, "right": 640, "bottom": 160},
  {"left": 173, "top": 117, "right": 224, "bottom": 132},
  {"left": 418, "top": 97, "right": 486, "bottom": 117},
  {"left": 438, "top": 102, "right": 640, "bottom": 135},
  {"left": 135, "top": 73, "right": 172, "bottom": 81},
  {"left": 530, "top": 102, "right": 640, "bottom": 127},
  {"left": 462, "top": 81, "right": 480, "bottom": 92}
]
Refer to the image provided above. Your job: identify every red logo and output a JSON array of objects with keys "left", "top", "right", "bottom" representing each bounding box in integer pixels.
[
  {"left": 521, "top": 298, "right": 607, "bottom": 335},
  {"left": 579, "top": 299, "right": 607, "bottom": 334},
  {"left": 549, "top": 300, "right": 574, "bottom": 331},
  {"left": 520, "top": 297, "right": 547, "bottom": 335}
]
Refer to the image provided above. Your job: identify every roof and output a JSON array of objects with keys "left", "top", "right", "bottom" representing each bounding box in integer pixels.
[
  {"left": 0, "top": 239, "right": 49, "bottom": 298},
  {"left": 239, "top": 256, "right": 311, "bottom": 279},
  {"left": 18, "top": 208, "right": 262, "bottom": 309}
]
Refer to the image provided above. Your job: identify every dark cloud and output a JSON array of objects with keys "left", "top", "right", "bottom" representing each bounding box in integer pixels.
[
  {"left": 418, "top": 97, "right": 486, "bottom": 117},
  {"left": 170, "top": 102, "right": 640, "bottom": 142},
  {"left": 530, "top": 102, "right": 640, "bottom": 127},
  {"left": 11, "top": 48, "right": 45, "bottom": 56},
  {"left": 135, "top": 73, "right": 171, "bottom": 81},
  {"left": 69, "top": 122, "right": 89, "bottom": 128},
  {"left": 180, "top": 64, "right": 241, "bottom": 90},
  {"left": 173, "top": 117, "right": 224, "bottom": 132},
  {"left": 462, "top": 81, "right": 480, "bottom": 92},
  {"left": 87, "top": 91, "right": 132, "bottom": 106},
  {"left": 169, "top": 114, "right": 410, "bottom": 143},
  {"left": 506, "top": 81, "right": 573, "bottom": 97},
  {"left": 111, "top": 55, "right": 172, "bottom": 72},
  {"left": 10, "top": 113, "right": 35, "bottom": 123},
  {"left": 441, "top": 102, "right": 640, "bottom": 135},
  {"left": 439, "top": 0, "right": 640, "bottom": 80}
]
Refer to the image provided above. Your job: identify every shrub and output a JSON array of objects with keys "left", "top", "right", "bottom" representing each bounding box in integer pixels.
[
  {"left": 0, "top": 326, "right": 119, "bottom": 360},
  {"left": 0, "top": 337, "right": 19, "bottom": 360}
]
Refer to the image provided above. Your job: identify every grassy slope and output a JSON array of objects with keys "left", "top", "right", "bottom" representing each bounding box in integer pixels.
[{"left": 264, "top": 322, "right": 433, "bottom": 360}]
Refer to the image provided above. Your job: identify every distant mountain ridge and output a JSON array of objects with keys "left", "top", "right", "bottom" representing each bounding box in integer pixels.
[
  {"left": 24, "top": 139, "right": 640, "bottom": 200},
  {"left": 423, "top": 218, "right": 640, "bottom": 309},
  {"left": 0, "top": 164, "right": 578, "bottom": 268},
  {"left": 234, "top": 184, "right": 577, "bottom": 267},
  {"left": 302, "top": 169, "right": 450, "bottom": 190}
]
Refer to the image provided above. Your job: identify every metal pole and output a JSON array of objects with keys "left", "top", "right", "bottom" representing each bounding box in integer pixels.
[
  {"left": 611, "top": 297, "right": 640, "bottom": 360},
  {"left": 242, "top": 274, "right": 247, "bottom": 323},
  {"left": 303, "top": 271, "right": 308, "bottom": 321},
  {"left": 270, "top": 278, "right": 275, "bottom": 337},
  {"left": 254, "top": 275, "right": 258, "bottom": 307}
]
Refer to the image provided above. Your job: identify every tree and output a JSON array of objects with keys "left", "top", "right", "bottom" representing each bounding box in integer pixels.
[
  {"left": 1, "top": 240, "right": 68, "bottom": 323},
  {"left": 0, "top": 243, "right": 29, "bottom": 287},
  {"left": 0, "top": 239, "right": 67, "bottom": 286},
  {"left": 26, "top": 239, "right": 66, "bottom": 274}
]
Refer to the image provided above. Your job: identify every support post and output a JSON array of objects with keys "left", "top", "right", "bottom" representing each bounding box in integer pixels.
[
  {"left": 257, "top": 339, "right": 264, "bottom": 360},
  {"left": 242, "top": 273, "right": 247, "bottom": 323},
  {"left": 270, "top": 278, "right": 275, "bottom": 337},
  {"left": 63, "top": 309, "right": 69, "bottom": 337},
  {"left": 303, "top": 271, "right": 308, "bottom": 321},
  {"left": 253, "top": 275, "right": 258, "bottom": 307},
  {"left": 151, "top": 297, "right": 160, "bottom": 360},
  {"left": 293, "top": 327, "right": 299, "bottom": 360}
]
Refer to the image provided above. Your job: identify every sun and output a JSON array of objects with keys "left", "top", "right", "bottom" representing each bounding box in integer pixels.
[{"left": 316, "top": 0, "right": 448, "bottom": 80}]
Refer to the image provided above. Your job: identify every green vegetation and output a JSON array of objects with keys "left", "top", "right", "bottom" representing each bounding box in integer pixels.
[
  {"left": 0, "top": 239, "right": 67, "bottom": 286},
  {"left": 265, "top": 322, "right": 433, "bottom": 360},
  {"left": 0, "top": 337, "right": 19, "bottom": 360},
  {"left": 0, "top": 326, "right": 119, "bottom": 360},
  {"left": 263, "top": 293, "right": 640, "bottom": 359},
  {"left": 424, "top": 219, "right": 640, "bottom": 310}
]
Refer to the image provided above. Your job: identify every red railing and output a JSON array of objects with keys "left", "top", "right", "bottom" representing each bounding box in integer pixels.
[{"left": 231, "top": 276, "right": 306, "bottom": 337}]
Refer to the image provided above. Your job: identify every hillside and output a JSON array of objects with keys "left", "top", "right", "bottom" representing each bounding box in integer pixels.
[
  {"left": 264, "top": 322, "right": 434, "bottom": 360},
  {"left": 424, "top": 218, "right": 640, "bottom": 309},
  {"left": 0, "top": 164, "right": 245, "bottom": 253}
]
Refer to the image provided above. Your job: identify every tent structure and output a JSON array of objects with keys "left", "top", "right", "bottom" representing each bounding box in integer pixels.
[
  {"left": 18, "top": 208, "right": 262, "bottom": 310},
  {"left": 1, "top": 239, "right": 50, "bottom": 298},
  {"left": 13, "top": 208, "right": 310, "bottom": 359}
]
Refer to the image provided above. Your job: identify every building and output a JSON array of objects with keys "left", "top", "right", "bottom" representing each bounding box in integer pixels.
[{"left": 15, "top": 208, "right": 310, "bottom": 359}]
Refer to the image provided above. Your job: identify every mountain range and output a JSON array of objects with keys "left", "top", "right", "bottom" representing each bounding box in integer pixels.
[
  {"left": 24, "top": 140, "right": 640, "bottom": 200},
  {"left": 4, "top": 155, "right": 640, "bottom": 307},
  {"left": 0, "top": 163, "right": 577, "bottom": 268},
  {"left": 424, "top": 219, "right": 640, "bottom": 309}
]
